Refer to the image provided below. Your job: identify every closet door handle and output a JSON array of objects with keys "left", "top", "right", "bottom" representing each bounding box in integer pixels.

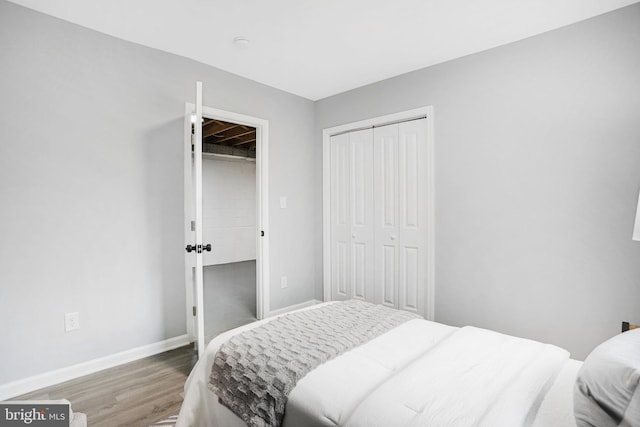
[
  {"left": 185, "top": 244, "right": 196, "bottom": 253},
  {"left": 203, "top": 244, "right": 212, "bottom": 252}
]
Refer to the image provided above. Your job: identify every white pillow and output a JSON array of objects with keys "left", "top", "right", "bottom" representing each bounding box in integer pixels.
[{"left": 574, "top": 329, "right": 640, "bottom": 427}]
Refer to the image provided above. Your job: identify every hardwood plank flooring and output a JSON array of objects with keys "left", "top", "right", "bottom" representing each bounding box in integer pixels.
[{"left": 12, "top": 345, "right": 197, "bottom": 427}]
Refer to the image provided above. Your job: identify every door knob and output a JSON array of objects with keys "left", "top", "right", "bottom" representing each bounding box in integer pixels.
[{"left": 185, "top": 244, "right": 212, "bottom": 253}]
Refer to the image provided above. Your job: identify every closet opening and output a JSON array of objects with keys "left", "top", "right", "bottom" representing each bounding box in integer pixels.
[{"left": 199, "top": 118, "right": 258, "bottom": 343}]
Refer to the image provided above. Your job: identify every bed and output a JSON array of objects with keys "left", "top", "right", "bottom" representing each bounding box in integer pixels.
[{"left": 175, "top": 301, "right": 595, "bottom": 427}]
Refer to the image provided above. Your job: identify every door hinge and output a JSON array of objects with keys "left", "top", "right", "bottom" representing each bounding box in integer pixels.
[
  {"left": 191, "top": 221, "right": 195, "bottom": 231},
  {"left": 192, "top": 306, "right": 197, "bottom": 316}
]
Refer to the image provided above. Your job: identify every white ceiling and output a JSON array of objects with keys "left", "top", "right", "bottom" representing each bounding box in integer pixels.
[{"left": 7, "top": 0, "right": 639, "bottom": 100}]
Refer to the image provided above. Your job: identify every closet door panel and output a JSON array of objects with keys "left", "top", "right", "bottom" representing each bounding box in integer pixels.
[
  {"left": 349, "top": 129, "right": 374, "bottom": 301},
  {"left": 381, "top": 245, "right": 397, "bottom": 306},
  {"left": 351, "top": 242, "right": 367, "bottom": 299},
  {"left": 330, "top": 133, "right": 351, "bottom": 300},
  {"left": 401, "top": 247, "right": 419, "bottom": 310},
  {"left": 336, "top": 241, "right": 348, "bottom": 297},
  {"left": 397, "top": 120, "right": 428, "bottom": 314},
  {"left": 374, "top": 125, "right": 399, "bottom": 307}
]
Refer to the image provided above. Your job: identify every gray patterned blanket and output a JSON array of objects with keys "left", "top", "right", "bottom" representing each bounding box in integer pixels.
[{"left": 209, "top": 300, "right": 421, "bottom": 427}]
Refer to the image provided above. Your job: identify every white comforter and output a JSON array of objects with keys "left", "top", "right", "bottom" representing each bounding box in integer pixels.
[{"left": 177, "top": 308, "right": 570, "bottom": 427}]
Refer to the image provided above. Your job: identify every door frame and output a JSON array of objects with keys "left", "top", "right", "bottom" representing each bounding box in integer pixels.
[
  {"left": 321, "top": 106, "right": 435, "bottom": 320},
  {"left": 184, "top": 103, "right": 270, "bottom": 343}
]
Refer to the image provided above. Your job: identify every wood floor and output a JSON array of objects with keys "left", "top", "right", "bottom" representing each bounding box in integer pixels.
[{"left": 12, "top": 345, "right": 197, "bottom": 427}]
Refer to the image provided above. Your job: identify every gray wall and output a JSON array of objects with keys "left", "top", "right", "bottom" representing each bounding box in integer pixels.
[
  {"left": 315, "top": 3, "right": 640, "bottom": 359},
  {"left": 1, "top": 0, "right": 639, "bottom": 388},
  {"left": 0, "top": 0, "right": 316, "bottom": 384}
]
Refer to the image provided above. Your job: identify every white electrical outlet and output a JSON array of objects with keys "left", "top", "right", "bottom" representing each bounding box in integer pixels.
[
  {"left": 65, "top": 312, "right": 80, "bottom": 332},
  {"left": 280, "top": 276, "right": 288, "bottom": 289}
]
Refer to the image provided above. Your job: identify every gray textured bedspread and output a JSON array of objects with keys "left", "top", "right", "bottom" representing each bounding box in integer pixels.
[{"left": 209, "top": 300, "right": 420, "bottom": 427}]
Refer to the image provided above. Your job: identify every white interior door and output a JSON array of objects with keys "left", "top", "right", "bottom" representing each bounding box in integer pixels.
[
  {"left": 329, "top": 129, "right": 375, "bottom": 302},
  {"left": 373, "top": 120, "right": 428, "bottom": 315},
  {"left": 186, "top": 81, "right": 206, "bottom": 358},
  {"left": 329, "top": 132, "right": 350, "bottom": 300},
  {"left": 327, "top": 116, "right": 430, "bottom": 317},
  {"left": 349, "top": 129, "right": 375, "bottom": 301},
  {"left": 373, "top": 124, "right": 399, "bottom": 309},
  {"left": 184, "top": 86, "right": 271, "bottom": 358},
  {"left": 396, "top": 120, "right": 428, "bottom": 314},
  {"left": 323, "top": 107, "right": 434, "bottom": 319}
]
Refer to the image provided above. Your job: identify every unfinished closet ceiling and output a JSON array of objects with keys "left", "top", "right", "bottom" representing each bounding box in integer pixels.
[{"left": 201, "top": 119, "right": 256, "bottom": 159}]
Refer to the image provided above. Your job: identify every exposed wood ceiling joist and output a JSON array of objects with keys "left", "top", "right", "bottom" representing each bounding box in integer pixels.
[
  {"left": 203, "top": 120, "right": 237, "bottom": 138},
  {"left": 215, "top": 127, "right": 255, "bottom": 144},
  {"left": 198, "top": 118, "right": 257, "bottom": 157},
  {"left": 200, "top": 118, "right": 256, "bottom": 147}
]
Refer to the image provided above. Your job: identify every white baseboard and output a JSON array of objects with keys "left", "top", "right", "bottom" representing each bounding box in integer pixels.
[
  {"left": 0, "top": 334, "right": 190, "bottom": 401},
  {"left": 267, "top": 299, "right": 323, "bottom": 317}
]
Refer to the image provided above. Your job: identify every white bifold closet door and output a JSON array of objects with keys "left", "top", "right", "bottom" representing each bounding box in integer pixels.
[
  {"left": 329, "top": 119, "right": 428, "bottom": 316},
  {"left": 330, "top": 128, "right": 375, "bottom": 302}
]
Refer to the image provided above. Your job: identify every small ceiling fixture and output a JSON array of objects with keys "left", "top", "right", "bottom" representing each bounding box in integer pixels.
[{"left": 233, "top": 36, "right": 250, "bottom": 49}]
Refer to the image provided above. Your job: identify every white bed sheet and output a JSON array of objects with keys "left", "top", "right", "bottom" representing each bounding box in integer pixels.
[
  {"left": 532, "top": 359, "right": 581, "bottom": 427},
  {"left": 176, "top": 304, "right": 580, "bottom": 427}
]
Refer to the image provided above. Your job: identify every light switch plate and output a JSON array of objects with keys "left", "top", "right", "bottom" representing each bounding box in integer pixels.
[{"left": 65, "top": 312, "right": 80, "bottom": 332}]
